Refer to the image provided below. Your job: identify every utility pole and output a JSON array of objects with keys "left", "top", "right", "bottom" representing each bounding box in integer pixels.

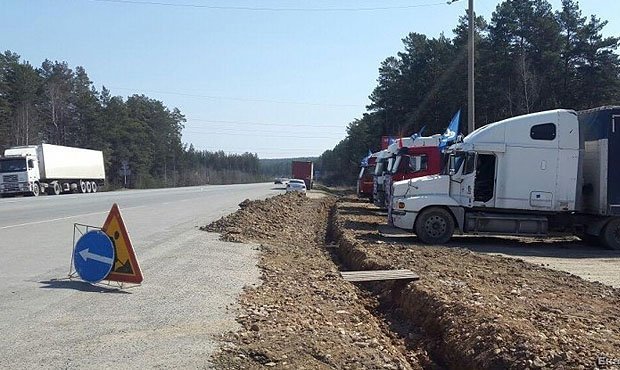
[
  {"left": 468, "top": 0, "right": 475, "bottom": 134},
  {"left": 449, "top": 0, "right": 475, "bottom": 134}
]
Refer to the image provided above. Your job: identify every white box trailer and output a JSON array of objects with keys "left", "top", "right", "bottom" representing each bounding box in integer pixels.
[
  {"left": 0, "top": 144, "right": 105, "bottom": 196},
  {"left": 38, "top": 144, "right": 105, "bottom": 180}
]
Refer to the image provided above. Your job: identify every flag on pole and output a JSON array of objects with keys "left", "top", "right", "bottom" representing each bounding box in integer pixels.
[
  {"left": 439, "top": 110, "right": 461, "bottom": 150},
  {"left": 411, "top": 125, "right": 427, "bottom": 140},
  {"left": 360, "top": 149, "right": 372, "bottom": 167}
]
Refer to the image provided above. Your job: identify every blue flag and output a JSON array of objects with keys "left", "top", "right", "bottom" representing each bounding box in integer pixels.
[
  {"left": 360, "top": 149, "right": 372, "bottom": 167},
  {"left": 411, "top": 125, "right": 427, "bottom": 140},
  {"left": 439, "top": 110, "right": 461, "bottom": 150}
]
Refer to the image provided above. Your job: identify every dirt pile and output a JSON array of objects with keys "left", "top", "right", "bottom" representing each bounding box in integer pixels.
[
  {"left": 204, "top": 191, "right": 620, "bottom": 369},
  {"left": 205, "top": 193, "right": 426, "bottom": 369},
  {"left": 334, "top": 198, "right": 620, "bottom": 369}
]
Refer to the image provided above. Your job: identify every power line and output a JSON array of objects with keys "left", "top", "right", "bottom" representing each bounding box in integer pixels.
[
  {"left": 198, "top": 146, "right": 322, "bottom": 151},
  {"left": 91, "top": 0, "right": 447, "bottom": 12},
  {"left": 185, "top": 118, "right": 344, "bottom": 129},
  {"left": 184, "top": 130, "right": 340, "bottom": 139},
  {"left": 109, "top": 86, "right": 360, "bottom": 108}
]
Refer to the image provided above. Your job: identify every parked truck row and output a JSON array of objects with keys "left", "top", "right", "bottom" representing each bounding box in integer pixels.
[
  {"left": 0, "top": 144, "right": 106, "bottom": 197},
  {"left": 357, "top": 106, "right": 620, "bottom": 250}
]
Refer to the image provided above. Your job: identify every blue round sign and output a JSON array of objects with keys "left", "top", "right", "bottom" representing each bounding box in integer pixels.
[{"left": 73, "top": 230, "right": 115, "bottom": 283}]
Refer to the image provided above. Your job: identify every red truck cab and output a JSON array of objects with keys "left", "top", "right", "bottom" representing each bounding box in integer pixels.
[
  {"left": 384, "top": 137, "right": 442, "bottom": 222},
  {"left": 390, "top": 146, "right": 441, "bottom": 182}
]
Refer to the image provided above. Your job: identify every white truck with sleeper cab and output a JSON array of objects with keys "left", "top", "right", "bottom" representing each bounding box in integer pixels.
[{"left": 390, "top": 107, "right": 620, "bottom": 249}]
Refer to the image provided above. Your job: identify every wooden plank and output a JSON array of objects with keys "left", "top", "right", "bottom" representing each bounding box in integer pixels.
[{"left": 340, "top": 269, "right": 420, "bottom": 282}]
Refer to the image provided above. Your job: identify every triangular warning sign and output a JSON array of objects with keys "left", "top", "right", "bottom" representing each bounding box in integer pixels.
[{"left": 101, "top": 203, "right": 143, "bottom": 284}]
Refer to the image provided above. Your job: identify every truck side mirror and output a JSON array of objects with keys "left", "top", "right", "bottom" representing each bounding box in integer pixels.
[{"left": 28, "top": 159, "right": 35, "bottom": 169}]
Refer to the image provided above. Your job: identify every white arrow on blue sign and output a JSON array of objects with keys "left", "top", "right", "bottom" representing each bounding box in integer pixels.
[{"left": 73, "top": 230, "right": 115, "bottom": 283}]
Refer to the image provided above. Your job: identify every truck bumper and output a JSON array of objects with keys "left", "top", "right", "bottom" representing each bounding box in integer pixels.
[
  {"left": 391, "top": 210, "right": 418, "bottom": 231},
  {"left": 0, "top": 182, "right": 32, "bottom": 194}
]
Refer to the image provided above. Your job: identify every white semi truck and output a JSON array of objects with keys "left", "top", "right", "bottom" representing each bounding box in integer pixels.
[
  {"left": 0, "top": 144, "right": 105, "bottom": 197},
  {"left": 390, "top": 106, "right": 620, "bottom": 249}
]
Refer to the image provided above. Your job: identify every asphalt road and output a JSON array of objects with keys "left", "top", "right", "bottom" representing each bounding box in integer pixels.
[{"left": 0, "top": 183, "right": 278, "bottom": 369}]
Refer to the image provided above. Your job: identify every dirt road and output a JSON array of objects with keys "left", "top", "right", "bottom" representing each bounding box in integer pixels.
[{"left": 452, "top": 236, "right": 620, "bottom": 288}]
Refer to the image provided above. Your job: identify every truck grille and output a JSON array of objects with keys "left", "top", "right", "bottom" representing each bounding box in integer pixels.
[
  {"left": 2, "top": 174, "right": 18, "bottom": 183},
  {"left": 3, "top": 183, "right": 19, "bottom": 191}
]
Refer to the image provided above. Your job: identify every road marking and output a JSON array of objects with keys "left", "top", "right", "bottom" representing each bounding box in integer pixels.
[
  {"left": 79, "top": 248, "right": 114, "bottom": 264},
  {"left": 0, "top": 205, "right": 148, "bottom": 230}
]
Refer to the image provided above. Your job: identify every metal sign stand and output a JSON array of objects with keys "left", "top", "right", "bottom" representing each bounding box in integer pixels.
[{"left": 68, "top": 223, "right": 141, "bottom": 290}]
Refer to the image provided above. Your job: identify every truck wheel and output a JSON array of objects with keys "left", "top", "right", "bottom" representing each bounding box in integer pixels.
[
  {"left": 415, "top": 207, "right": 455, "bottom": 244},
  {"left": 31, "top": 183, "right": 40, "bottom": 197},
  {"left": 47, "top": 182, "right": 61, "bottom": 195},
  {"left": 86, "top": 181, "right": 92, "bottom": 193},
  {"left": 91, "top": 182, "right": 98, "bottom": 193},
  {"left": 601, "top": 219, "right": 620, "bottom": 250},
  {"left": 79, "top": 180, "right": 87, "bottom": 193}
]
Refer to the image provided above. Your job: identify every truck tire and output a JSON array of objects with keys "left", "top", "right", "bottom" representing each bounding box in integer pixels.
[
  {"left": 31, "top": 183, "right": 40, "bottom": 197},
  {"left": 601, "top": 218, "right": 620, "bottom": 250},
  {"left": 79, "top": 180, "right": 87, "bottom": 193},
  {"left": 86, "top": 181, "right": 92, "bottom": 193},
  {"left": 47, "top": 182, "right": 61, "bottom": 196},
  {"left": 91, "top": 182, "right": 98, "bottom": 193},
  {"left": 415, "top": 207, "right": 455, "bottom": 244}
]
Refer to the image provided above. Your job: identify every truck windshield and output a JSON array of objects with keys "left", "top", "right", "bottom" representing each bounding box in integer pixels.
[{"left": 0, "top": 158, "right": 27, "bottom": 173}]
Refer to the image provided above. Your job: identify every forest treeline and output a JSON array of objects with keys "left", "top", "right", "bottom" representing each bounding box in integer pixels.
[
  {"left": 318, "top": 0, "right": 620, "bottom": 185},
  {"left": 0, "top": 51, "right": 261, "bottom": 188}
]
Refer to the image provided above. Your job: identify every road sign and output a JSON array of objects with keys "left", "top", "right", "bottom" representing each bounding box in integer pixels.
[
  {"left": 73, "top": 230, "right": 115, "bottom": 284},
  {"left": 102, "top": 203, "right": 143, "bottom": 284}
]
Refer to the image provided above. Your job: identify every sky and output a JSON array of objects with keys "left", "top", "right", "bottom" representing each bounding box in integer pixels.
[{"left": 2, "top": 0, "right": 620, "bottom": 158}]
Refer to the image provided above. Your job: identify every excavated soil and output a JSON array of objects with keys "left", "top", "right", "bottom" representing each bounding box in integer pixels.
[
  {"left": 204, "top": 192, "right": 620, "bottom": 370},
  {"left": 335, "top": 198, "right": 620, "bottom": 370},
  {"left": 204, "top": 193, "right": 428, "bottom": 369}
]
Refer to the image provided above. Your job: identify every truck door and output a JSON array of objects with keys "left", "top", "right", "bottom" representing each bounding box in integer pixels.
[
  {"left": 459, "top": 152, "right": 476, "bottom": 207},
  {"left": 449, "top": 152, "right": 476, "bottom": 207}
]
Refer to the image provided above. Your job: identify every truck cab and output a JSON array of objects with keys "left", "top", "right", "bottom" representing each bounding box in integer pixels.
[
  {"left": 383, "top": 136, "right": 442, "bottom": 213},
  {"left": 357, "top": 155, "right": 377, "bottom": 201},
  {"left": 0, "top": 146, "right": 42, "bottom": 196},
  {"left": 391, "top": 109, "right": 584, "bottom": 244},
  {"left": 372, "top": 150, "right": 391, "bottom": 208}
]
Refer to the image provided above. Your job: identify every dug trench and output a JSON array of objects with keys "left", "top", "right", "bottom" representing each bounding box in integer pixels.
[{"left": 204, "top": 193, "right": 620, "bottom": 369}]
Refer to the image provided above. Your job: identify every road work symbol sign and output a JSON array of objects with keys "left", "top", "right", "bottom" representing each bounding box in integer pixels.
[
  {"left": 101, "top": 203, "right": 143, "bottom": 284},
  {"left": 73, "top": 230, "right": 115, "bottom": 283}
]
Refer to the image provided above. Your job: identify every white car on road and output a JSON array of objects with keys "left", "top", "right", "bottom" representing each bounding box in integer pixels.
[{"left": 286, "top": 179, "right": 306, "bottom": 194}]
